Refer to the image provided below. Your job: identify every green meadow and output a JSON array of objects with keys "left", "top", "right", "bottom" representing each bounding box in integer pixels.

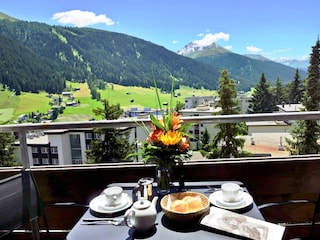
[{"left": 0, "top": 82, "right": 216, "bottom": 123}]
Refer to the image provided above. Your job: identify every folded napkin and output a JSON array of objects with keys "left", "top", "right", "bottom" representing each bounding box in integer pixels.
[{"left": 200, "top": 206, "right": 285, "bottom": 240}]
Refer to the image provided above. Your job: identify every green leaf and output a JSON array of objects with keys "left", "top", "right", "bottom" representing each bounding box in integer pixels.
[
  {"left": 179, "top": 122, "right": 194, "bottom": 133},
  {"left": 150, "top": 114, "right": 165, "bottom": 130}
]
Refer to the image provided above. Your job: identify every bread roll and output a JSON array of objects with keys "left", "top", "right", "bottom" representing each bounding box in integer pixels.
[
  {"left": 170, "top": 195, "right": 203, "bottom": 212},
  {"left": 184, "top": 196, "right": 203, "bottom": 211},
  {"left": 170, "top": 199, "right": 188, "bottom": 212}
]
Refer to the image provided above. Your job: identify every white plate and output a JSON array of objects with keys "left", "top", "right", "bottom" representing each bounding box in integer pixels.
[
  {"left": 89, "top": 193, "right": 132, "bottom": 214},
  {"left": 209, "top": 190, "right": 253, "bottom": 210}
]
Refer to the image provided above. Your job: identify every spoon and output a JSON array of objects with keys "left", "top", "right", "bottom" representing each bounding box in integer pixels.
[{"left": 204, "top": 185, "right": 221, "bottom": 193}]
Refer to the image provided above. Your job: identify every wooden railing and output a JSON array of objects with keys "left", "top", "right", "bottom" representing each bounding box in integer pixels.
[{"left": 1, "top": 112, "right": 320, "bottom": 239}]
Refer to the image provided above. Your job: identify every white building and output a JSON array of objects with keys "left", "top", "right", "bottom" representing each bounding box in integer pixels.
[
  {"left": 14, "top": 100, "right": 300, "bottom": 166},
  {"left": 180, "top": 106, "right": 221, "bottom": 149},
  {"left": 184, "top": 96, "right": 216, "bottom": 109}
]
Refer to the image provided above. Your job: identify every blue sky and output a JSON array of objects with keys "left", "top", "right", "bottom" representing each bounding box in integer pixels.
[{"left": 0, "top": 0, "right": 318, "bottom": 61}]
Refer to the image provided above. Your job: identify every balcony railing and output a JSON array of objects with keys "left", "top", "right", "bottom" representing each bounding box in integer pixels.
[
  {"left": 1, "top": 111, "right": 320, "bottom": 239},
  {"left": 1, "top": 111, "right": 320, "bottom": 168}
]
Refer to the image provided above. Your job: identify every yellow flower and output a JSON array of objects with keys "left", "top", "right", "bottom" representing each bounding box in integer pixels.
[{"left": 159, "top": 131, "right": 182, "bottom": 146}]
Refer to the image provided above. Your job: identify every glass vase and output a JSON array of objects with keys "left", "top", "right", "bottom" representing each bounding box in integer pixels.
[{"left": 156, "top": 166, "right": 171, "bottom": 194}]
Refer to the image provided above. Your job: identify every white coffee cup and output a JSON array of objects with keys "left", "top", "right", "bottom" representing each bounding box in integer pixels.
[
  {"left": 221, "top": 183, "right": 243, "bottom": 203},
  {"left": 103, "top": 186, "right": 123, "bottom": 206}
]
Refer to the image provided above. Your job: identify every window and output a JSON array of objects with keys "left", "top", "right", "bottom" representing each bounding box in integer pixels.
[
  {"left": 41, "top": 147, "right": 48, "bottom": 153},
  {"left": 70, "top": 134, "right": 82, "bottom": 164},
  {"left": 33, "top": 158, "right": 39, "bottom": 165},
  {"left": 85, "top": 133, "right": 92, "bottom": 139},
  {"left": 70, "top": 134, "right": 81, "bottom": 147},
  {"left": 71, "top": 149, "right": 82, "bottom": 159},
  {"left": 52, "top": 158, "right": 59, "bottom": 165},
  {"left": 73, "top": 159, "right": 82, "bottom": 164},
  {"left": 51, "top": 146, "right": 58, "bottom": 153},
  {"left": 94, "top": 133, "right": 102, "bottom": 140},
  {"left": 42, "top": 158, "right": 49, "bottom": 165},
  {"left": 32, "top": 147, "right": 38, "bottom": 153}
]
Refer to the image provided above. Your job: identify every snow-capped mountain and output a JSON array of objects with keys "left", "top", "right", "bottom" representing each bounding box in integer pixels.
[
  {"left": 177, "top": 41, "right": 307, "bottom": 90},
  {"left": 178, "top": 41, "right": 222, "bottom": 56}
]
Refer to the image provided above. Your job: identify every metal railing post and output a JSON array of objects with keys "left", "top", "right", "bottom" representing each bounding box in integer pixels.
[{"left": 18, "top": 129, "right": 30, "bottom": 169}]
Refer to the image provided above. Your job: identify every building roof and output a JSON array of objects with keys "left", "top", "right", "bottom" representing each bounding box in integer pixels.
[{"left": 277, "top": 104, "right": 304, "bottom": 112}]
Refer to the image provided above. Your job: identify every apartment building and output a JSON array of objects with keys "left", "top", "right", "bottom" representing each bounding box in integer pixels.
[{"left": 14, "top": 97, "right": 298, "bottom": 166}]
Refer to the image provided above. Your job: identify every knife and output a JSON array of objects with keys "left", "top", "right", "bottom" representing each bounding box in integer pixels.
[{"left": 82, "top": 217, "right": 124, "bottom": 222}]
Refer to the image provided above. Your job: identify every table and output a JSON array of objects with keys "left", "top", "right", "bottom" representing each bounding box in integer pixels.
[{"left": 66, "top": 181, "right": 265, "bottom": 240}]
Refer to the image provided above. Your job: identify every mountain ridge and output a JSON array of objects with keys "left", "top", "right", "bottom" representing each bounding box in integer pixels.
[
  {"left": 0, "top": 12, "right": 306, "bottom": 93},
  {"left": 0, "top": 18, "right": 222, "bottom": 93},
  {"left": 178, "top": 42, "right": 306, "bottom": 89}
]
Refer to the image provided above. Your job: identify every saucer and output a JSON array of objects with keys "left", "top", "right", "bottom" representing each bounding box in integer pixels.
[
  {"left": 89, "top": 193, "right": 132, "bottom": 214},
  {"left": 209, "top": 190, "right": 253, "bottom": 210}
]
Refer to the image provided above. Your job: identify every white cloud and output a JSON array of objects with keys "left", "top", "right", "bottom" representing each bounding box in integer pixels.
[
  {"left": 246, "top": 45, "right": 263, "bottom": 53},
  {"left": 224, "top": 45, "right": 232, "bottom": 50},
  {"left": 52, "top": 10, "right": 114, "bottom": 27},
  {"left": 172, "top": 40, "right": 179, "bottom": 44},
  {"left": 194, "top": 32, "right": 230, "bottom": 47}
]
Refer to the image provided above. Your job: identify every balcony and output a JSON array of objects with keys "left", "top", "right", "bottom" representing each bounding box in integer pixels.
[{"left": 1, "top": 112, "right": 320, "bottom": 239}]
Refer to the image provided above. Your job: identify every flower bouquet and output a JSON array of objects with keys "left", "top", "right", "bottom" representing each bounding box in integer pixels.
[{"left": 139, "top": 78, "right": 193, "bottom": 193}]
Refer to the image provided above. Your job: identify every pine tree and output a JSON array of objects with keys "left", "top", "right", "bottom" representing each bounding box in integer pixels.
[
  {"left": 248, "top": 73, "right": 274, "bottom": 113},
  {"left": 289, "top": 69, "right": 304, "bottom": 104},
  {"left": 273, "top": 77, "right": 284, "bottom": 107},
  {"left": 286, "top": 40, "right": 320, "bottom": 154},
  {"left": 86, "top": 99, "right": 135, "bottom": 163},
  {"left": 303, "top": 40, "right": 320, "bottom": 111},
  {"left": 0, "top": 133, "right": 19, "bottom": 167},
  {"left": 201, "top": 128, "right": 210, "bottom": 146},
  {"left": 201, "top": 70, "right": 248, "bottom": 158}
]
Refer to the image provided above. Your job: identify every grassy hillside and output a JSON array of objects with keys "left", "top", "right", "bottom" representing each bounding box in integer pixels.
[
  {"left": 0, "top": 19, "right": 220, "bottom": 93},
  {"left": 99, "top": 84, "right": 215, "bottom": 110},
  {"left": 0, "top": 86, "right": 19, "bottom": 124},
  {"left": 1, "top": 82, "right": 216, "bottom": 123},
  {"left": 59, "top": 83, "right": 216, "bottom": 121},
  {"left": 15, "top": 92, "right": 52, "bottom": 115}
]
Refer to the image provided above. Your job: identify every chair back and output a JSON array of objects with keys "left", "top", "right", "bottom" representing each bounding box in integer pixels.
[
  {"left": 310, "top": 193, "right": 320, "bottom": 238},
  {"left": 0, "top": 171, "right": 46, "bottom": 238}
]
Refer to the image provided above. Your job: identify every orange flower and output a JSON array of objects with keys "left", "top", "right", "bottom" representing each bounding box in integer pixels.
[
  {"left": 159, "top": 131, "right": 182, "bottom": 146},
  {"left": 147, "top": 129, "right": 164, "bottom": 143},
  {"left": 172, "top": 112, "right": 183, "bottom": 131},
  {"left": 179, "top": 136, "right": 190, "bottom": 151}
]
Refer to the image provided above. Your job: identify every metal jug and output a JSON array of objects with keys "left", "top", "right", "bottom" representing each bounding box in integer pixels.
[{"left": 132, "top": 177, "right": 154, "bottom": 202}]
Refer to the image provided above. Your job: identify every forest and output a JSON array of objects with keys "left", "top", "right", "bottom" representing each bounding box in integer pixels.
[{"left": 0, "top": 19, "right": 221, "bottom": 94}]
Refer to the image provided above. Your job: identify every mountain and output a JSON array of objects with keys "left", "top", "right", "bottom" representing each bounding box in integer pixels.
[
  {"left": 0, "top": 33, "right": 64, "bottom": 94},
  {"left": 0, "top": 16, "right": 221, "bottom": 94},
  {"left": 0, "top": 12, "right": 307, "bottom": 94},
  {"left": 244, "top": 54, "right": 272, "bottom": 61},
  {"left": 0, "top": 12, "right": 18, "bottom": 21},
  {"left": 179, "top": 42, "right": 307, "bottom": 90},
  {"left": 274, "top": 57, "right": 309, "bottom": 71},
  {"left": 178, "top": 42, "right": 230, "bottom": 57}
]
